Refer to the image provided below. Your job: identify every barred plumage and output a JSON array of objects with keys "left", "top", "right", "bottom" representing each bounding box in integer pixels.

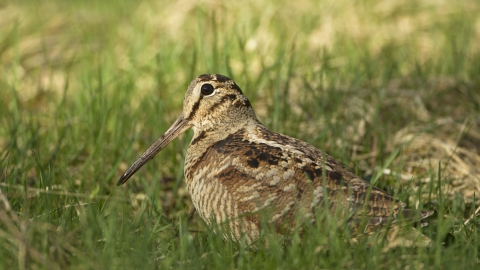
[{"left": 118, "top": 74, "right": 433, "bottom": 243}]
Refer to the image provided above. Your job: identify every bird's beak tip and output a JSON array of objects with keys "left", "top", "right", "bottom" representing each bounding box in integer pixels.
[{"left": 116, "top": 175, "right": 128, "bottom": 186}]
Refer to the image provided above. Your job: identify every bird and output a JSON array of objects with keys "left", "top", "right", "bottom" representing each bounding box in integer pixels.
[{"left": 117, "top": 74, "right": 433, "bottom": 244}]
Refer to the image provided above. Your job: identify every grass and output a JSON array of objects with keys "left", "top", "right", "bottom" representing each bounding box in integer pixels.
[{"left": 1, "top": 0, "right": 480, "bottom": 268}]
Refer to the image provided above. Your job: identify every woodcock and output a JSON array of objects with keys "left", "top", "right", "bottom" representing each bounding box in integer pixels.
[{"left": 118, "top": 74, "right": 433, "bottom": 244}]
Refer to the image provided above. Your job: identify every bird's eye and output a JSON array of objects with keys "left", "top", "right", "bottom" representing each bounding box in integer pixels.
[{"left": 201, "top": 84, "right": 215, "bottom": 96}]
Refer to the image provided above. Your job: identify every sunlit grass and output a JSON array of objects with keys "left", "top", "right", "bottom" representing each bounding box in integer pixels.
[{"left": 1, "top": 0, "right": 479, "bottom": 268}]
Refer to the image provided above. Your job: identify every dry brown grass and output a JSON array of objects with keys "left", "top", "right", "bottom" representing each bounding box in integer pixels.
[{"left": 390, "top": 119, "right": 480, "bottom": 204}]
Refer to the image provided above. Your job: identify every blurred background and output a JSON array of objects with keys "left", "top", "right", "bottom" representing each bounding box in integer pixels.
[{"left": 1, "top": 0, "right": 480, "bottom": 268}]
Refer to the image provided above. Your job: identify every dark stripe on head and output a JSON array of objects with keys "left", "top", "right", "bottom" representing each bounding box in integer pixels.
[
  {"left": 197, "top": 74, "right": 214, "bottom": 81},
  {"left": 197, "top": 74, "right": 233, "bottom": 83},
  {"left": 230, "top": 83, "right": 244, "bottom": 94},
  {"left": 209, "top": 94, "right": 237, "bottom": 113},
  {"left": 213, "top": 74, "right": 232, "bottom": 82},
  {"left": 187, "top": 95, "right": 203, "bottom": 120}
]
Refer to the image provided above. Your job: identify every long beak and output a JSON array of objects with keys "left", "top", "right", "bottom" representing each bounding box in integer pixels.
[{"left": 117, "top": 114, "right": 190, "bottom": 186}]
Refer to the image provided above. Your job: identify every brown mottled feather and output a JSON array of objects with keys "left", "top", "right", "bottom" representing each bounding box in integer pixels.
[{"left": 118, "top": 74, "right": 433, "bottom": 244}]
